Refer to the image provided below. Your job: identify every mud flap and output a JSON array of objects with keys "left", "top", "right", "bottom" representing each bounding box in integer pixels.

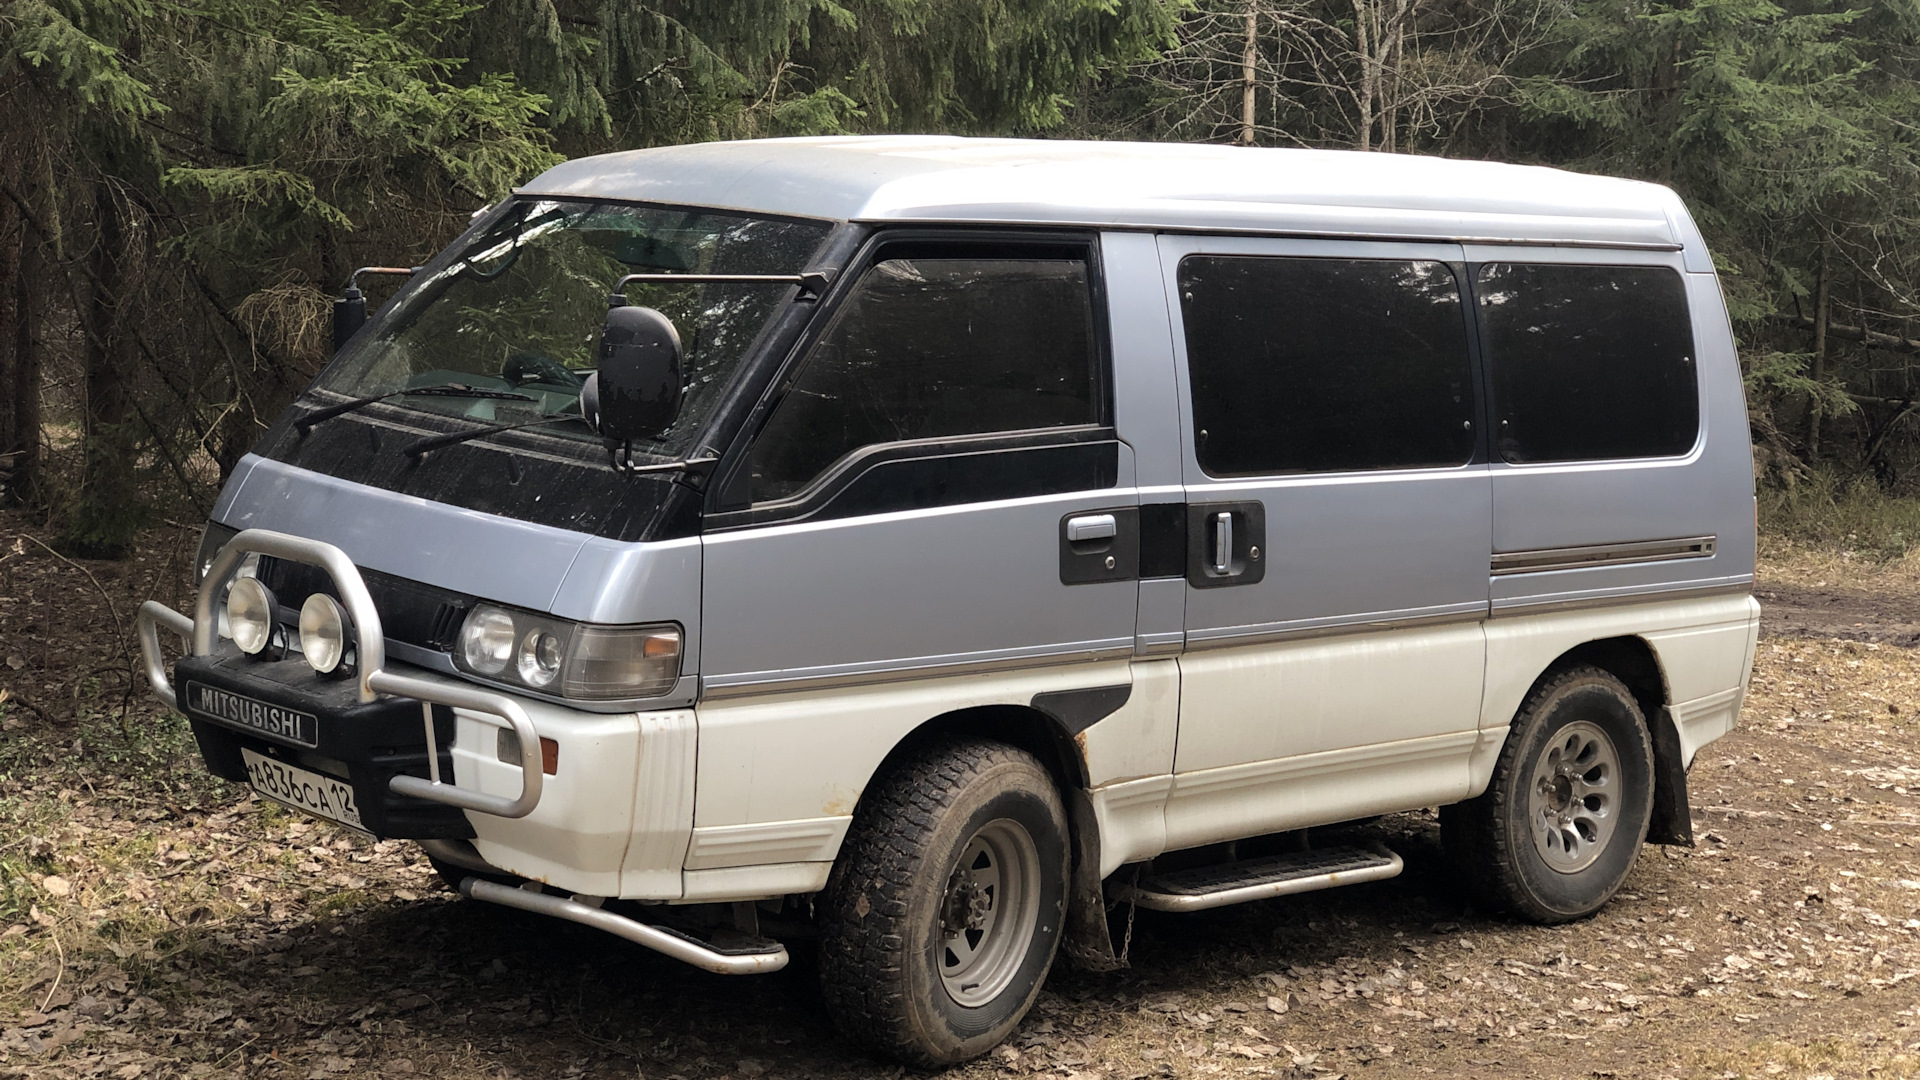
[
  {"left": 1647, "top": 706, "right": 1695, "bottom": 846},
  {"left": 1062, "top": 788, "right": 1127, "bottom": 972}
]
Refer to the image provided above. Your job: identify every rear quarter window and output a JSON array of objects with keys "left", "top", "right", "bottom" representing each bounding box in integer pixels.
[
  {"left": 1177, "top": 255, "right": 1476, "bottom": 477},
  {"left": 1477, "top": 263, "right": 1699, "bottom": 463}
]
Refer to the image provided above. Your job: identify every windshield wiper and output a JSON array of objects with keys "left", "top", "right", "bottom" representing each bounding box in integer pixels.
[
  {"left": 296, "top": 384, "right": 539, "bottom": 434},
  {"left": 402, "top": 412, "right": 596, "bottom": 459}
]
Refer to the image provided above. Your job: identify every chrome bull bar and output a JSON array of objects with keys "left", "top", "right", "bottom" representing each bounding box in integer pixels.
[{"left": 134, "top": 528, "right": 543, "bottom": 819}]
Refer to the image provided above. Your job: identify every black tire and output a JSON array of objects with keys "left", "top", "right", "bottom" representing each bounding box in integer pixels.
[
  {"left": 817, "top": 739, "right": 1070, "bottom": 1067},
  {"left": 1442, "top": 665, "right": 1655, "bottom": 923}
]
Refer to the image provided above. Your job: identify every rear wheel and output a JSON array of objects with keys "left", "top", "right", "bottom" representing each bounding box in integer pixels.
[
  {"left": 1443, "top": 665, "right": 1655, "bottom": 923},
  {"left": 818, "top": 739, "right": 1068, "bottom": 1066}
]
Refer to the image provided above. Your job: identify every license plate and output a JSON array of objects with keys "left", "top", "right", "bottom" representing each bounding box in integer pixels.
[
  {"left": 241, "top": 748, "right": 365, "bottom": 832},
  {"left": 185, "top": 682, "right": 319, "bottom": 748}
]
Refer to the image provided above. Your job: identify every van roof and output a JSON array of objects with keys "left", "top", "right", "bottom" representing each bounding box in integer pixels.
[{"left": 520, "top": 136, "right": 1698, "bottom": 254}]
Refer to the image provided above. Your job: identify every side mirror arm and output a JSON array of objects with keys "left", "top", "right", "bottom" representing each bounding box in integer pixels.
[{"left": 331, "top": 266, "right": 420, "bottom": 355}]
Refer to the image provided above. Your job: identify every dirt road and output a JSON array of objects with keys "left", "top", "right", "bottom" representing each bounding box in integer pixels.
[{"left": 5, "top": 521, "right": 1920, "bottom": 1079}]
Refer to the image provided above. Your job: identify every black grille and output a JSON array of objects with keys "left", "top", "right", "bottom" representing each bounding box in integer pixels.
[
  {"left": 425, "top": 601, "right": 466, "bottom": 650},
  {"left": 256, "top": 557, "right": 473, "bottom": 655}
]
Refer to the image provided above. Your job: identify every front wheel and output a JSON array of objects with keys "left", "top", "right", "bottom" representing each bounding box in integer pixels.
[
  {"left": 1442, "top": 665, "right": 1655, "bottom": 923},
  {"left": 817, "top": 739, "right": 1069, "bottom": 1066}
]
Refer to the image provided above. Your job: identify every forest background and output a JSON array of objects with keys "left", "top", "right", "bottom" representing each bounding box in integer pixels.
[{"left": 0, "top": 0, "right": 1915, "bottom": 559}]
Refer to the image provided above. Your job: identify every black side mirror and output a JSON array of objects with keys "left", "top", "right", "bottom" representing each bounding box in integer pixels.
[
  {"left": 332, "top": 288, "right": 366, "bottom": 355},
  {"left": 332, "top": 268, "right": 417, "bottom": 355},
  {"left": 585, "top": 305, "right": 682, "bottom": 443}
]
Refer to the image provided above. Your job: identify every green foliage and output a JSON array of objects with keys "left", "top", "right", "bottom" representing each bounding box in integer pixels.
[
  {"left": 1, "top": 0, "right": 161, "bottom": 120},
  {"left": 0, "top": 0, "right": 1179, "bottom": 566},
  {"left": 1745, "top": 350, "right": 1857, "bottom": 422},
  {"left": 16, "top": 0, "right": 1920, "bottom": 545},
  {"left": 1759, "top": 469, "right": 1920, "bottom": 559}
]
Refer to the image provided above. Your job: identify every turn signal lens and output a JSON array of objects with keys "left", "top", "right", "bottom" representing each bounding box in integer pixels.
[
  {"left": 226, "top": 578, "right": 277, "bottom": 655},
  {"left": 460, "top": 607, "right": 515, "bottom": 675},
  {"left": 563, "top": 626, "right": 681, "bottom": 700},
  {"left": 299, "top": 593, "right": 351, "bottom": 675}
]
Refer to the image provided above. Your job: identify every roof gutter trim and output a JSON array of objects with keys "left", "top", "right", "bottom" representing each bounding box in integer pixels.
[{"left": 847, "top": 217, "right": 1685, "bottom": 253}]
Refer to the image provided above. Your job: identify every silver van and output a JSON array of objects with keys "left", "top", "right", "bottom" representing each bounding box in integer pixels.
[{"left": 138, "top": 136, "right": 1759, "bottom": 1065}]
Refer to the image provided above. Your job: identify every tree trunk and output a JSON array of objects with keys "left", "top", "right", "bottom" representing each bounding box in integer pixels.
[
  {"left": 1381, "top": 4, "right": 1405, "bottom": 153},
  {"left": 0, "top": 192, "right": 17, "bottom": 469},
  {"left": 64, "top": 182, "right": 144, "bottom": 557},
  {"left": 9, "top": 211, "right": 43, "bottom": 508},
  {"left": 1353, "top": 0, "right": 1374, "bottom": 150},
  {"left": 1240, "top": 7, "right": 1257, "bottom": 146},
  {"left": 1808, "top": 242, "right": 1831, "bottom": 460}
]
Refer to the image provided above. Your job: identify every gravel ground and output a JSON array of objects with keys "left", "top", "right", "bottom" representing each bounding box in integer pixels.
[{"left": 5, "top": 516, "right": 1920, "bottom": 1079}]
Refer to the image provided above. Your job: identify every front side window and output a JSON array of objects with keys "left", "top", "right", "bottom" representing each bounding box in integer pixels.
[
  {"left": 1478, "top": 263, "right": 1698, "bottom": 463},
  {"left": 312, "top": 198, "right": 831, "bottom": 459},
  {"left": 1178, "top": 256, "right": 1476, "bottom": 476},
  {"left": 748, "top": 252, "right": 1099, "bottom": 502}
]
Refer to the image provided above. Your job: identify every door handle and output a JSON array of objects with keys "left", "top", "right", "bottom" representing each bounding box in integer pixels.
[
  {"left": 1067, "top": 513, "right": 1118, "bottom": 543},
  {"left": 1059, "top": 508, "right": 1139, "bottom": 585},
  {"left": 1185, "top": 501, "right": 1266, "bottom": 589}
]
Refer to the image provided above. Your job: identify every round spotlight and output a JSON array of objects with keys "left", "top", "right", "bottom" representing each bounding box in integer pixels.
[
  {"left": 517, "top": 628, "right": 564, "bottom": 687},
  {"left": 226, "top": 578, "right": 277, "bottom": 655},
  {"left": 299, "top": 593, "right": 351, "bottom": 675},
  {"left": 461, "top": 607, "right": 516, "bottom": 675}
]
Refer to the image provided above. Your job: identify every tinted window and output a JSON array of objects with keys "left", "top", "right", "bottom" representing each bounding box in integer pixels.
[
  {"left": 1178, "top": 256, "right": 1475, "bottom": 476},
  {"left": 1478, "top": 263, "right": 1698, "bottom": 463},
  {"left": 748, "top": 256, "right": 1098, "bottom": 501}
]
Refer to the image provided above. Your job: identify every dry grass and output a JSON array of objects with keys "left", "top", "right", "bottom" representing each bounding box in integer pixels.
[
  {"left": 1758, "top": 537, "right": 1920, "bottom": 593},
  {"left": 1761, "top": 472, "right": 1920, "bottom": 563}
]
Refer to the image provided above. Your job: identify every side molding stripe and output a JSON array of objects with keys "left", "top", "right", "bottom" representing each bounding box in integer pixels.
[{"left": 1492, "top": 535, "right": 1716, "bottom": 576}]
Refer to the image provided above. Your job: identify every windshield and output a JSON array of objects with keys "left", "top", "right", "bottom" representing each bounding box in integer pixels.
[{"left": 311, "top": 198, "right": 832, "bottom": 457}]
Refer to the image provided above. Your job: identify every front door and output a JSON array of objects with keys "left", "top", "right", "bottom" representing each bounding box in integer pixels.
[
  {"left": 1155, "top": 236, "right": 1492, "bottom": 850},
  {"left": 693, "top": 235, "right": 1141, "bottom": 828}
]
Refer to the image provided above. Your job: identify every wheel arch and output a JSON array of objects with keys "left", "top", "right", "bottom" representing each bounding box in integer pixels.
[
  {"left": 864, "top": 704, "right": 1090, "bottom": 800},
  {"left": 1531, "top": 635, "right": 1694, "bottom": 847},
  {"left": 851, "top": 703, "right": 1121, "bottom": 971}
]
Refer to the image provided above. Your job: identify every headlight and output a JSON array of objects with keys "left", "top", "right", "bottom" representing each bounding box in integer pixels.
[
  {"left": 299, "top": 593, "right": 351, "bottom": 675},
  {"left": 516, "top": 627, "right": 565, "bottom": 687},
  {"left": 461, "top": 608, "right": 516, "bottom": 675},
  {"left": 454, "top": 603, "right": 681, "bottom": 700},
  {"left": 226, "top": 577, "right": 278, "bottom": 655}
]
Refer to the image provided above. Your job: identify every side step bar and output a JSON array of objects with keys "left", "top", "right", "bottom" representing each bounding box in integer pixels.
[
  {"left": 1111, "top": 845, "right": 1403, "bottom": 912},
  {"left": 460, "top": 878, "right": 789, "bottom": 975}
]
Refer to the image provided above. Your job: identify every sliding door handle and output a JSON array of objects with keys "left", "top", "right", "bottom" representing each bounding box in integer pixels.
[{"left": 1186, "top": 501, "right": 1266, "bottom": 589}]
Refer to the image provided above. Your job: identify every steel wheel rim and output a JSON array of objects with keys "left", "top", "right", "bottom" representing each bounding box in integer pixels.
[
  {"left": 937, "top": 818, "right": 1041, "bottom": 1008},
  {"left": 1528, "top": 719, "right": 1622, "bottom": 874}
]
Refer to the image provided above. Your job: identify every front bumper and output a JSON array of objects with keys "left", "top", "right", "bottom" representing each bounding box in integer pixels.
[
  {"left": 135, "top": 529, "right": 784, "bottom": 976},
  {"left": 173, "top": 645, "right": 473, "bottom": 839},
  {"left": 136, "top": 529, "right": 545, "bottom": 829}
]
